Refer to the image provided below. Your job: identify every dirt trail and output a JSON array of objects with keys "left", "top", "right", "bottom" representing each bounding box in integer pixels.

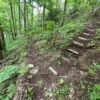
[{"left": 14, "top": 21, "right": 100, "bottom": 100}]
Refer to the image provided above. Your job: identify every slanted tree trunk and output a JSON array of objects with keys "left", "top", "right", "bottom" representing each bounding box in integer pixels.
[{"left": 0, "top": 23, "right": 5, "bottom": 60}]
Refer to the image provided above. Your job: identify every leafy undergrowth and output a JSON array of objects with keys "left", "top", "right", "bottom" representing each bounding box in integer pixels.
[
  {"left": 31, "top": 15, "right": 88, "bottom": 50},
  {"left": 0, "top": 65, "right": 19, "bottom": 84},
  {"left": 1, "top": 16, "right": 99, "bottom": 100},
  {"left": 87, "top": 28, "right": 100, "bottom": 48},
  {"left": 0, "top": 65, "right": 19, "bottom": 100},
  {"left": 54, "top": 84, "right": 70, "bottom": 100},
  {"left": 24, "top": 24, "right": 99, "bottom": 100},
  {"left": 4, "top": 35, "right": 28, "bottom": 64},
  {"left": 0, "top": 82, "right": 16, "bottom": 100},
  {"left": 89, "top": 84, "right": 100, "bottom": 100}
]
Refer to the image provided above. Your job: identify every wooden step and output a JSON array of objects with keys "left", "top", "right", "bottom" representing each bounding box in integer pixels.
[
  {"left": 83, "top": 32, "right": 94, "bottom": 36},
  {"left": 87, "top": 28, "right": 95, "bottom": 32},
  {"left": 78, "top": 36, "right": 88, "bottom": 41},
  {"left": 67, "top": 45, "right": 85, "bottom": 55},
  {"left": 73, "top": 40, "right": 84, "bottom": 47},
  {"left": 62, "top": 56, "right": 71, "bottom": 63},
  {"left": 68, "top": 48, "right": 79, "bottom": 55},
  {"left": 81, "top": 33, "right": 96, "bottom": 40},
  {"left": 88, "top": 26, "right": 93, "bottom": 29}
]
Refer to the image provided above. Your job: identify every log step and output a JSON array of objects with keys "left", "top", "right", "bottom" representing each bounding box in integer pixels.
[
  {"left": 87, "top": 28, "right": 95, "bottom": 33},
  {"left": 78, "top": 36, "right": 89, "bottom": 41},
  {"left": 83, "top": 32, "right": 94, "bottom": 36},
  {"left": 68, "top": 48, "right": 79, "bottom": 55},
  {"left": 73, "top": 40, "right": 84, "bottom": 47}
]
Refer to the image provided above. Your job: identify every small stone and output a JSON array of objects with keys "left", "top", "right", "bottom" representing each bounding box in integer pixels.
[
  {"left": 51, "top": 83, "right": 57, "bottom": 89},
  {"left": 93, "top": 62, "right": 97, "bottom": 66},
  {"left": 44, "top": 87, "right": 47, "bottom": 91},
  {"left": 27, "top": 64, "right": 34, "bottom": 68},
  {"left": 80, "top": 71, "right": 87, "bottom": 76},
  {"left": 30, "top": 68, "right": 39, "bottom": 75},
  {"left": 27, "top": 75, "right": 33, "bottom": 79},
  {"left": 69, "top": 87, "right": 75, "bottom": 99}
]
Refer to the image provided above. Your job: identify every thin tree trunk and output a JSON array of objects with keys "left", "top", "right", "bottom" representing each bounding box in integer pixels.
[
  {"left": 31, "top": 5, "right": 33, "bottom": 28},
  {"left": 18, "top": 0, "right": 21, "bottom": 34},
  {"left": 61, "top": 0, "right": 67, "bottom": 26},
  {"left": 9, "top": 0, "right": 16, "bottom": 39},
  {"left": 42, "top": 5, "right": 46, "bottom": 30},
  {"left": 0, "top": 23, "right": 5, "bottom": 60},
  {"left": 26, "top": 5, "right": 29, "bottom": 30},
  {"left": 64, "top": 0, "right": 67, "bottom": 14},
  {"left": 24, "top": 0, "right": 27, "bottom": 33},
  {"left": 13, "top": 5, "right": 17, "bottom": 37}
]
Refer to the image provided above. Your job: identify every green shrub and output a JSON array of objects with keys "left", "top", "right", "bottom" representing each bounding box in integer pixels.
[
  {"left": 54, "top": 85, "right": 70, "bottom": 100},
  {"left": 19, "top": 66, "right": 29, "bottom": 76},
  {"left": 45, "top": 21, "right": 55, "bottom": 31},
  {"left": 0, "top": 83, "right": 16, "bottom": 100},
  {"left": 0, "top": 65, "right": 19, "bottom": 84},
  {"left": 89, "top": 84, "right": 100, "bottom": 100},
  {"left": 88, "top": 64, "right": 100, "bottom": 76},
  {"left": 0, "top": 65, "right": 19, "bottom": 100}
]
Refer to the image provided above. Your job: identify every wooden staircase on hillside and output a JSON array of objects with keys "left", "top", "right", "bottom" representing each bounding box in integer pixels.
[{"left": 67, "top": 26, "right": 96, "bottom": 55}]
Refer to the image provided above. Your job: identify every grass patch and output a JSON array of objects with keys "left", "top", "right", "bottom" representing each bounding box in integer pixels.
[
  {"left": 54, "top": 85, "right": 70, "bottom": 100},
  {"left": 0, "top": 65, "right": 19, "bottom": 84}
]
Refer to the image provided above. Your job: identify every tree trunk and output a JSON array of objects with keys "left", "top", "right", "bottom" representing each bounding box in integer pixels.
[
  {"left": 31, "top": 4, "right": 33, "bottom": 28},
  {"left": 9, "top": 0, "right": 16, "bottom": 39},
  {"left": 61, "top": 0, "right": 67, "bottom": 26},
  {"left": 24, "top": 0, "right": 27, "bottom": 33},
  {"left": 26, "top": 5, "right": 29, "bottom": 30},
  {"left": 0, "top": 24, "right": 5, "bottom": 60},
  {"left": 64, "top": 0, "right": 67, "bottom": 14},
  {"left": 18, "top": 0, "right": 21, "bottom": 34},
  {"left": 13, "top": 5, "right": 17, "bottom": 37},
  {"left": 42, "top": 5, "right": 46, "bottom": 30}
]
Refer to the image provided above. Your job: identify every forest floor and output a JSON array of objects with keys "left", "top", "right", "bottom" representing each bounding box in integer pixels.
[
  {"left": 13, "top": 22, "right": 100, "bottom": 100},
  {"left": 0, "top": 19, "right": 100, "bottom": 100},
  {"left": 25, "top": 44, "right": 100, "bottom": 100}
]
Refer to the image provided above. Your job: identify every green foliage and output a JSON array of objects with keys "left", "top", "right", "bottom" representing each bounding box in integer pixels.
[
  {"left": 26, "top": 87, "right": 33, "bottom": 100},
  {"left": 0, "top": 65, "right": 19, "bottom": 84},
  {"left": 19, "top": 66, "right": 29, "bottom": 76},
  {"left": 0, "top": 65, "right": 17, "bottom": 100},
  {"left": 87, "top": 40, "right": 96, "bottom": 48},
  {"left": 7, "top": 83, "right": 16, "bottom": 99},
  {"left": 87, "top": 28, "right": 100, "bottom": 48},
  {"left": 0, "top": 83, "right": 16, "bottom": 100},
  {"left": 54, "top": 85, "right": 70, "bottom": 100},
  {"left": 96, "top": 28, "right": 100, "bottom": 39},
  {"left": 51, "top": 15, "right": 86, "bottom": 49},
  {"left": 88, "top": 64, "right": 100, "bottom": 76},
  {"left": 32, "top": 14, "right": 87, "bottom": 50},
  {"left": 45, "top": 21, "right": 55, "bottom": 31},
  {"left": 47, "top": 8, "right": 61, "bottom": 23},
  {"left": 6, "top": 36, "right": 28, "bottom": 63},
  {"left": 89, "top": 84, "right": 100, "bottom": 100},
  {"left": 58, "top": 78, "right": 65, "bottom": 85},
  {"left": 6, "top": 36, "right": 27, "bottom": 51}
]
